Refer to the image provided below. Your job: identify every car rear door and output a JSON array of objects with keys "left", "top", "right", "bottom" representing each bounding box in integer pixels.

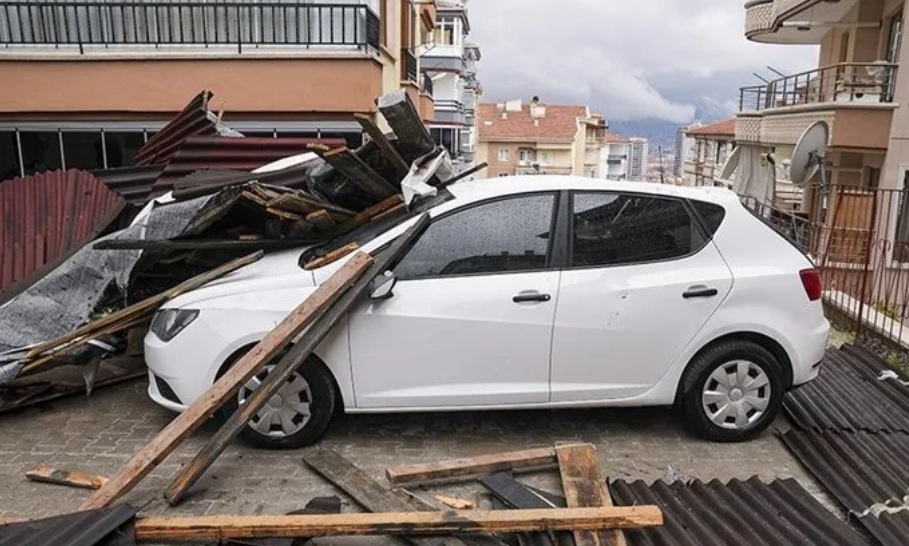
[
  {"left": 349, "top": 192, "right": 561, "bottom": 408},
  {"left": 550, "top": 192, "right": 733, "bottom": 401}
]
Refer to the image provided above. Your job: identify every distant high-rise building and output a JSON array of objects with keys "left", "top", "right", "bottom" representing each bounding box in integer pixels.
[
  {"left": 674, "top": 122, "right": 702, "bottom": 176},
  {"left": 628, "top": 137, "right": 649, "bottom": 181}
]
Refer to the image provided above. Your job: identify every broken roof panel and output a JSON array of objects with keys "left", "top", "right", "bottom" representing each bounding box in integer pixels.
[
  {"left": 610, "top": 477, "right": 870, "bottom": 546},
  {"left": 93, "top": 165, "right": 166, "bottom": 206},
  {"left": 0, "top": 504, "right": 136, "bottom": 546},
  {"left": 0, "top": 169, "right": 124, "bottom": 297},
  {"left": 149, "top": 136, "right": 346, "bottom": 198}
]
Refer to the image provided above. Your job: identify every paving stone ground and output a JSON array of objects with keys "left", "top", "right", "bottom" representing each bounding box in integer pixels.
[{"left": 0, "top": 376, "right": 834, "bottom": 544}]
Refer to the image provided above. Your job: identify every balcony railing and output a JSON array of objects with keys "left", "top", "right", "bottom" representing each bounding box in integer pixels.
[
  {"left": 401, "top": 48, "right": 417, "bottom": 82},
  {"left": 0, "top": 1, "right": 380, "bottom": 54},
  {"left": 739, "top": 62, "right": 898, "bottom": 112}
]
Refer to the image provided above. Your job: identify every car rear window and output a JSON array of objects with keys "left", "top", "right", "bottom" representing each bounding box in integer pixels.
[{"left": 690, "top": 200, "right": 726, "bottom": 237}]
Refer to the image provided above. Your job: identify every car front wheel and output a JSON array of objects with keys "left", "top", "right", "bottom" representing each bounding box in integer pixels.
[
  {"left": 218, "top": 351, "right": 337, "bottom": 449},
  {"left": 680, "top": 340, "right": 785, "bottom": 442}
]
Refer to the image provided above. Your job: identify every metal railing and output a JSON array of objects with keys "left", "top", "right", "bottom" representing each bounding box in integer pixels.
[
  {"left": 739, "top": 62, "right": 898, "bottom": 112},
  {"left": 743, "top": 185, "right": 909, "bottom": 348},
  {"left": 401, "top": 47, "right": 417, "bottom": 82},
  {"left": 0, "top": 1, "right": 381, "bottom": 53}
]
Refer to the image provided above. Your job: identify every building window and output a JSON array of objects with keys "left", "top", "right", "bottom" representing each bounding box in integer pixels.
[
  {"left": 498, "top": 148, "right": 510, "bottom": 162},
  {"left": 434, "top": 17, "right": 457, "bottom": 46},
  {"left": 19, "top": 132, "right": 63, "bottom": 175},
  {"left": 540, "top": 151, "right": 550, "bottom": 164},
  {"left": 498, "top": 173, "right": 510, "bottom": 177},
  {"left": 62, "top": 132, "right": 105, "bottom": 170},
  {"left": 519, "top": 149, "right": 532, "bottom": 163},
  {"left": 888, "top": 16, "right": 903, "bottom": 64}
]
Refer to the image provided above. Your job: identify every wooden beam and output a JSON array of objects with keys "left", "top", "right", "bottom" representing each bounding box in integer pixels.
[
  {"left": 354, "top": 112, "right": 410, "bottom": 176},
  {"left": 163, "top": 215, "right": 432, "bottom": 505},
  {"left": 319, "top": 147, "right": 398, "bottom": 200},
  {"left": 556, "top": 444, "right": 626, "bottom": 546},
  {"left": 25, "top": 466, "right": 108, "bottom": 490},
  {"left": 134, "top": 507, "right": 664, "bottom": 542},
  {"left": 386, "top": 447, "right": 558, "bottom": 486},
  {"left": 80, "top": 252, "right": 373, "bottom": 510},
  {"left": 335, "top": 195, "right": 405, "bottom": 235},
  {"left": 435, "top": 496, "right": 474, "bottom": 510},
  {"left": 24, "top": 252, "right": 265, "bottom": 361},
  {"left": 377, "top": 90, "right": 436, "bottom": 162},
  {"left": 306, "top": 209, "right": 336, "bottom": 231},
  {"left": 304, "top": 243, "right": 360, "bottom": 270}
]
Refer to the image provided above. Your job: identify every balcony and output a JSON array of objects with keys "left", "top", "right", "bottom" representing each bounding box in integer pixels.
[
  {"left": 745, "top": 0, "right": 859, "bottom": 44},
  {"left": 401, "top": 48, "right": 418, "bottom": 82},
  {"left": 0, "top": 1, "right": 381, "bottom": 55},
  {"left": 736, "top": 62, "right": 898, "bottom": 149}
]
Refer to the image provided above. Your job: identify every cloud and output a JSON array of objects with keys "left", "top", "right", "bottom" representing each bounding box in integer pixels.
[{"left": 467, "top": 0, "right": 819, "bottom": 123}]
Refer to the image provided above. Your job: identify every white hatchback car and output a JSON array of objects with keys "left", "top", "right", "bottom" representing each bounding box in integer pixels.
[{"left": 145, "top": 176, "right": 829, "bottom": 447}]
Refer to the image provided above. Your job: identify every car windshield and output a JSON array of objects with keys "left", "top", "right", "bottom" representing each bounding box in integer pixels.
[{"left": 298, "top": 188, "right": 455, "bottom": 267}]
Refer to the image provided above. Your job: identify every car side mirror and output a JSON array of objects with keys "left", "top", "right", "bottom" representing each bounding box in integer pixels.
[{"left": 369, "top": 271, "right": 398, "bottom": 300}]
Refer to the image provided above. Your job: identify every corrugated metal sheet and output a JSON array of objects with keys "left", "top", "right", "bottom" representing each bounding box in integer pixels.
[
  {"left": 93, "top": 165, "right": 166, "bottom": 206},
  {"left": 0, "top": 169, "right": 124, "bottom": 295},
  {"left": 859, "top": 511, "right": 909, "bottom": 546},
  {"left": 783, "top": 345, "right": 909, "bottom": 433},
  {"left": 0, "top": 504, "right": 135, "bottom": 546},
  {"left": 133, "top": 90, "right": 222, "bottom": 166},
  {"left": 781, "top": 430, "right": 909, "bottom": 513},
  {"left": 608, "top": 477, "right": 870, "bottom": 546},
  {"left": 149, "top": 136, "right": 345, "bottom": 197}
]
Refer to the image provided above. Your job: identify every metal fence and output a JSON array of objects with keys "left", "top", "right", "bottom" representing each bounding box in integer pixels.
[
  {"left": 744, "top": 185, "right": 909, "bottom": 348},
  {"left": 739, "top": 62, "right": 898, "bottom": 112},
  {"left": 0, "top": 1, "right": 381, "bottom": 53}
]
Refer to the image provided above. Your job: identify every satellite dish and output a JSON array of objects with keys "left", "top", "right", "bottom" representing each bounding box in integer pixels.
[
  {"left": 719, "top": 145, "right": 742, "bottom": 180},
  {"left": 790, "top": 121, "right": 829, "bottom": 185}
]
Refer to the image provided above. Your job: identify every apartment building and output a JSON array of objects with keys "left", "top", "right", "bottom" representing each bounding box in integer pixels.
[
  {"left": 599, "top": 131, "right": 649, "bottom": 181},
  {"left": 674, "top": 122, "right": 703, "bottom": 177},
  {"left": 475, "top": 98, "right": 606, "bottom": 179},
  {"left": 682, "top": 119, "right": 736, "bottom": 187},
  {"left": 418, "top": 0, "right": 482, "bottom": 171},
  {"left": 0, "top": 0, "right": 437, "bottom": 180}
]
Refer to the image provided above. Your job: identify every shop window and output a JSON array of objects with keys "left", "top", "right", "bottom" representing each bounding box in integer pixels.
[
  {"left": 62, "top": 132, "right": 104, "bottom": 170},
  {"left": 19, "top": 132, "right": 62, "bottom": 175}
]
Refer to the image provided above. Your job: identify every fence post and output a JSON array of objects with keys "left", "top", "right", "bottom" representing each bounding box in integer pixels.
[{"left": 856, "top": 189, "right": 880, "bottom": 341}]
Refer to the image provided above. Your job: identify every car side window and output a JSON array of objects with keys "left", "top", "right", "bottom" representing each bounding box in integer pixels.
[
  {"left": 571, "top": 192, "right": 703, "bottom": 267},
  {"left": 395, "top": 193, "right": 556, "bottom": 280}
]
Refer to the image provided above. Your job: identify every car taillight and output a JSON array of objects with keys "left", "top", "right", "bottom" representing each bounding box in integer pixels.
[{"left": 799, "top": 268, "right": 823, "bottom": 301}]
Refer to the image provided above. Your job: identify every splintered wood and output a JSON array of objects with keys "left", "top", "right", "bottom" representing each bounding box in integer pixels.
[
  {"left": 26, "top": 466, "right": 108, "bottom": 490},
  {"left": 385, "top": 447, "right": 559, "bottom": 486},
  {"left": 556, "top": 444, "right": 627, "bottom": 546}
]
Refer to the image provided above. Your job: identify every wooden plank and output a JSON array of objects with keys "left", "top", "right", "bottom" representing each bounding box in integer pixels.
[
  {"left": 386, "top": 447, "right": 558, "bottom": 486},
  {"left": 163, "top": 215, "right": 433, "bottom": 506},
  {"left": 25, "top": 466, "right": 108, "bottom": 490},
  {"left": 266, "top": 192, "right": 355, "bottom": 218},
  {"left": 377, "top": 90, "right": 437, "bottom": 163},
  {"left": 266, "top": 207, "right": 306, "bottom": 222},
  {"left": 24, "top": 252, "right": 264, "bottom": 361},
  {"left": 438, "top": 162, "right": 489, "bottom": 189},
  {"left": 134, "top": 507, "right": 664, "bottom": 542},
  {"left": 371, "top": 203, "right": 407, "bottom": 223},
  {"left": 335, "top": 195, "right": 405, "bottom": 234},
  {"left": 304, "top": 243, "right": 360, "bottom": 271},
  {"left": 306, "top": 209, "right": 335, "bottom": 231},
  {"left": 556, "top": 444, "right": 626, "bottom": 546},
  {"left": 241, "top": 191, "right": 270, "bottom": 208},
  {"left": 80, "top": 252, "right": 374, "bottom": 510},
  {"left": 434, "top": 496, "right": 474, "bottom": 510},
  {"left": 354, "top": 112, "right": 410, "bottom": 176},
  {"left": 321, "top": 147, "right": 398, "bottom": 200}
]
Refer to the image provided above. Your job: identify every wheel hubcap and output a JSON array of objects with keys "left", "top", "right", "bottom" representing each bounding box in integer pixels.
[
  {"left": 238, "top": 366, "right": 313, "bottom": 438},
  {"left": 701, "top": 360, "right": 771, "bottom": 430}
]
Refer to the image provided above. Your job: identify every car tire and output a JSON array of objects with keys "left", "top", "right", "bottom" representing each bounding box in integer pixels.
[
  {"left": 217, "top": 350, "right": 337, "bottom": 450},
  {"left": 680, "top": 340, "right": 784, "bottom": 443}
]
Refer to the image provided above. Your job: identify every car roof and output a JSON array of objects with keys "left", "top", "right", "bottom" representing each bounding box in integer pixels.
[{"left": 447, "top": 176, "right": 741, "bottom": 207}]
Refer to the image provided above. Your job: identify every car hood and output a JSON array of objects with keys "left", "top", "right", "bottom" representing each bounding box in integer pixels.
[{"left": 163, "top": 248, "right": 316, "bottom": 309}]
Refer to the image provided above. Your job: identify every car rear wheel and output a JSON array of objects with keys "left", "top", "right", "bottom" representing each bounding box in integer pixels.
[
  {"left": 680, "top": 340, "right": 784, "bottom": 442},
  {"left": 217, "top": 350, "right": 337, "bottom": 449}
]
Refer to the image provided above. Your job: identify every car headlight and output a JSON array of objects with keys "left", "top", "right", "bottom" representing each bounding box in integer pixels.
[{"left": 150, "top": 309, "right": 199, "bottom": 342}]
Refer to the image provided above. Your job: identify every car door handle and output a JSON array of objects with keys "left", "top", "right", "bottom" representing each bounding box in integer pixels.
[
  {"left": 513, "top": 291, "right": 551, "bottom": 303},
  {"left": 683, "top": 286, "right": 719, "bottom": 299}
]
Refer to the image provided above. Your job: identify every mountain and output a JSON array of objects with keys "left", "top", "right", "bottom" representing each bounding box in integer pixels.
[{"left": 607, "top": 119, "right": 680, "bottom": 151}]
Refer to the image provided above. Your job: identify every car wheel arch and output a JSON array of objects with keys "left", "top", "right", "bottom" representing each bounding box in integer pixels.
[
  {"left": 674, "top": 331, "right": 794, "bottom": 406},
  {"left": 214, "top": 342, "right": 346, "bottom": 415}
]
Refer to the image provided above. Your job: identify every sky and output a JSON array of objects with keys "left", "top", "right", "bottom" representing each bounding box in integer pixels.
[{"left": 468, "top": 0, "right": 820, "bottom": 124}]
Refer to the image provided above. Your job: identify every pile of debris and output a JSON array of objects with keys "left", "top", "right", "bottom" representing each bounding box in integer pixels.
[{"left": 0, "top": 88, "right": 484, "bottom": 409}]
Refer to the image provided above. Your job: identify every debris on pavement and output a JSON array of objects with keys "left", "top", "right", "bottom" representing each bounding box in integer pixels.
[{"left": 25, "top": 467, "right": 109, "bottom": 490}]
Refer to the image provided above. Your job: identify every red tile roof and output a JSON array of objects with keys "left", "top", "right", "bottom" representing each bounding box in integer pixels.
[
  {"left": 688, "top": 118, "right": 736, "bottom": 139},
  {"left": 477, "top": 102, "right": 589, "bottom": 142},
  {"left": 603, "top": 129, "right": 630, "bottom": 143}
]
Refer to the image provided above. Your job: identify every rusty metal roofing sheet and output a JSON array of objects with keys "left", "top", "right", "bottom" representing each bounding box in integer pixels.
[
  {"left": 0, "top": 169, "right": 124, "bottom": 296},
  {"left": 0, "top": 504, "right": 136, "bottom": 546},
  {"left": 133, "top": 90, "right": 221, "bottom": 166},
  {"left": 609, "top": 477, "right": 870, "bottom": 546},
  {"left": 781, "top": 430, "right": 909, "bottom": 513},
  {"left": 149, "top": 136, "right": 346, "bottom": 198},
  {"left": 858, "top": 511, "right": 909, "bottom": 546},
  {"left": 93, "top": 164, "right": 166, "bottom": 206},
  {"left": 784, "top": 345, "right": 909, "bottom": 433}
]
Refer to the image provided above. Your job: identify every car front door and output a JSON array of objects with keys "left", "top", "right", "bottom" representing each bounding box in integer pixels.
[
  {"left": 349, "top": 192, "right": 560, "bottom": 408},
  {"left": 550, "top": 192, "right": 733, "bottom": 401}
]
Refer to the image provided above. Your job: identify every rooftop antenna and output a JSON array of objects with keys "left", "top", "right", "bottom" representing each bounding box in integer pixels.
[
  {"left": 752, "top": 72, "right": 771, "bottom": 84},
  {"left": 766, "top": 65, "right": 787, "bottom": 78}
]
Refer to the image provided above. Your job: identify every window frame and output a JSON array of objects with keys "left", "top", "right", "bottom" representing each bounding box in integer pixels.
[
  {"left": 394, "top": 191, "right": 562, "bottom": 282},
  {"left": 563, "top": 190, "right": 714, "bottom": 271},
  {"left": 498, "top": 148, "right": 510, "bottom": 162}
]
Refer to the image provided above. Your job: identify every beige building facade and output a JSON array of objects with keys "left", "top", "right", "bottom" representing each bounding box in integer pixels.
[
  {"left": 475, "top": 99, "right": 606, "bottom": 179},
  {"left": 0, "top": 0, "right": 437, "bottom": 179}
]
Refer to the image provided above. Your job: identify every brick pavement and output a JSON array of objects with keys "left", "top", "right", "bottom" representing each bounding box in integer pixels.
[{"left": 0, "top": 376, "right": 833, "bottom": 529}]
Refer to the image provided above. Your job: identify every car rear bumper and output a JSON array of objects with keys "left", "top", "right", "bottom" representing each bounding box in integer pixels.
[{"left": 790, "top": 316, "right": 830, "bottom": 386}]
